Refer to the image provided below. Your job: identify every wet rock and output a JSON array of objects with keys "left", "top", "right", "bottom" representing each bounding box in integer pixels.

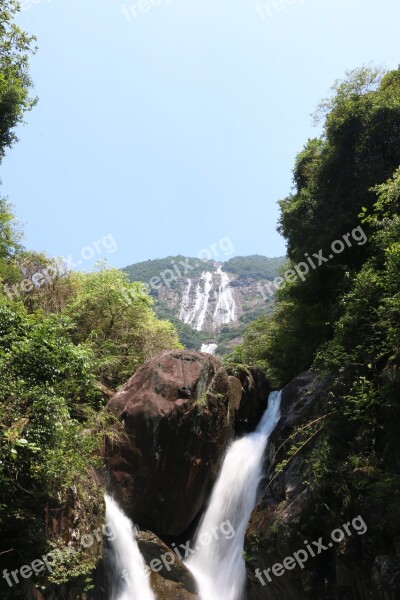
[
  {"left": 137, "top": 530, "right": 198, "bottom": 599},
  {"left": 244, "top": 371, "right": 400, "bottom": 600}
]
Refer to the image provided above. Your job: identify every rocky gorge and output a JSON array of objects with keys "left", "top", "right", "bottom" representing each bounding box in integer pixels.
[{"left": 22, "top": 349, "right": 400, "bottom": 600}]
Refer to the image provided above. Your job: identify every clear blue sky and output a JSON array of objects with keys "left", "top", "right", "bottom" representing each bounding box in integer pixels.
[{"left": 1, "top": 0, "right": 399, "bottom": 270}]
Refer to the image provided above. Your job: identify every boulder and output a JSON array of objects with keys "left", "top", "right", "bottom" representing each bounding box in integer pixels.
[
  {"left": 137, "top": 530, "right": 198, "bottom": 599},
  {"left": 227, "top": 366, "right": 271, "bottom": 435},
  {"left": 106, "top": 350, "right": 241, "bottom": 536}
]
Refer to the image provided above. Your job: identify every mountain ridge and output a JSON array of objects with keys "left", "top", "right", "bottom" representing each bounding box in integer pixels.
[{"left": 122, "top": 254, "right": 286, "bottom": 354}]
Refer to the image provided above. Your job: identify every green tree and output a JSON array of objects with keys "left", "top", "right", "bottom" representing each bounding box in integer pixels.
[
  {"left": 232, "top": 67, "right": 400, "bottom": 386},
  {"left": 64, "top": 265, "right": 182, "bottom": 388},
  {"left": 0, "top": 0, "right": 37, "bottom": 160},
  {"left": 0, "top": 197, "right": 22, "bottom": 287},
  {"left": 0, "top": 298, "right": 113, "bottom": 589}
]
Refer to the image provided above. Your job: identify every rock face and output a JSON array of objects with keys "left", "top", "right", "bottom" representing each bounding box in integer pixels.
[
  {"left": 228, "top": 366, "right": 271, "bottom": 435},
  {"left": 244, "top": 372, "right": 400, "bottom": 600},
  {"left": 106, "top": 350, "right": 242, "bottom": 536},
  {"left": 244, "top": 372, "right": 328, "bottom": 600},
  {"left": 23, "top": 469, "right": 106, "bottom": 600}
]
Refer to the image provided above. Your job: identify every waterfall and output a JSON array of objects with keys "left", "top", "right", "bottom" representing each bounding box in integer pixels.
[
  {"left": 180, "top": 271, "right": 213, "bottom": 331},
  {"left": 179, "top": 277, "right": 192, "bottom": 322},
  {"left": 105, "top": 495, "right": 155, "bottom": 600},
  {"left": 200, "top": 343, "right": 218, "bottom": 354},
  {"left": 195, "top": 272, "right": 214, "bottom": 331},
  {"left": 213, "top": 266, "right": 236, "bottom": 328},
  {"left": 179, "top": 267, "right": 236, "bottom": 332},
  {"left": 186, "top": 391, "right": 282, "bottom": 600}
]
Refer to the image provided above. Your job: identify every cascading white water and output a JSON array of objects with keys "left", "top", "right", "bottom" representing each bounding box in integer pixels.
[
  {"left": 195, "top": 272, "right": 214, "bottom": 331},
  {"left": 179, "top": 267, "right": 236, "bottom": 332},
  {"left": 200, "top": 343, "right": 218, "bottom": 354},
  {"left": 179, "top": 277, "right": 192, "bottom": 322},
  {"left": 213, "top": 265, "right": 236, "bottom": 328},
  {"left": 105, "top": 495, "right": 155, "bottom": 600},
  {"left": 180, "top": 272, "right": 213, "bottom": 331},
  {"left": 186, "top": 391, "right": 282, "bottom": 600}
]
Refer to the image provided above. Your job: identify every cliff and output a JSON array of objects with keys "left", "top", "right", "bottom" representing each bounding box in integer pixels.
[{"left": 122, "top": 255, "right": 285, "bottom": 354}]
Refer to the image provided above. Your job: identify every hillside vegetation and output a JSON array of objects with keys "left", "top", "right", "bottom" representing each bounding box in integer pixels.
[
  {"left": 224, "top": 255, "right": 285, "bottom": 280},
  {"left": 229, "top": 67, "right": 400, "bottom": 591}
]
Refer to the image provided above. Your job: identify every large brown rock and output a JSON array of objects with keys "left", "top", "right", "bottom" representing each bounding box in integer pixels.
[
  {"left": 137, "top": 530, "right": 198, "bottom": 599},
  {"left": 106, "top": 350, "right": 241, "bottom": 536}
]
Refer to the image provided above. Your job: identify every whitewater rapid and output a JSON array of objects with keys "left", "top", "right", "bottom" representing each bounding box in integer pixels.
[
  {"left": 105, "top": 495, "right": 155, "bottom": 600},
  {"left": 186, "top": 391, "right": 282, "bottom": 600}
]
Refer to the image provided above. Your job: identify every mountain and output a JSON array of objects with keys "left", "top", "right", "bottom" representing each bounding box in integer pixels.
[{"left": 122, "top": 255, "right": 286, "bottom": 355}]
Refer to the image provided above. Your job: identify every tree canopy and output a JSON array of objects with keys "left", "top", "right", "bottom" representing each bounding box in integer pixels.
[
  {"left": 229, "top": 66, "right": 400, "bottom": 386},
  {"left": 0, "top": 0, "right": 37, "bottom": 161}
]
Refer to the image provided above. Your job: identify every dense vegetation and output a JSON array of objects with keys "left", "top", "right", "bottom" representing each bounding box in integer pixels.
[
  {"left": 230, "top": 66, "right": 400, "bottom": 387},
  {"left": 0, "top": 0, "right": 37, "bottom": 162},
  {"left": 230, "top": 67, "right": 400, "bottom": 584},
  {"left": 224, "top": 255, "right": 285, "bottom": 280}
]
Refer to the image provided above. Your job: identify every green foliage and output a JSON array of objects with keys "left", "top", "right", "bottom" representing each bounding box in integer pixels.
[
  {"left": 223, "top": 255, "right": 285, "bottom": 280},
  {"left": 0, "top": 298, "right": 110, "bottom": 577},
  {"left": 230, "top": 66, "right": 400, "bottom": 386},
  {"left": 154, "top": 299, "right": 209, "bottom": 349},
  {"left": 0, "top": 198, "right": 23, "bottom": 287},
  {"left": 64, "top": 265, "right": 182, "bottom": 388},
  {"left": 315, "top": 167, "right": 400, "bottom": 424},
  {"left": 0, "top": 0, "right": 37, "bottom": 160},
  {"left": 4, "top": 251, "right": 74, "bottom": 314},
  {"left": 312, "top": 65, "right": 385, "bottom": 125},
  {"left": 280, "top": 67, "right": 400, "bottom": 267}
]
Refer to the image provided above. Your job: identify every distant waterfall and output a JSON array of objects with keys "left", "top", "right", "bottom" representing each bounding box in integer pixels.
[
  {"left": 200, "top": 343, "right": 218, "bottom": 355},
  {"left": 213, "top": 266, "right": 236, "bottom": 328},
  {"left": 180, "top": 272, "right": 213, "bottom": 331},
  {"left": 179, "top": 267, "right": 236, "bottom": 332},
  {"left": 186, "top": 391, "right": 282, "bottom": 600},
  {"left": 105, "top": 495, "right": 155, "bottom": 600},
  {"left": 179, "top": 278, "right": 192, "bottom": 322}
]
